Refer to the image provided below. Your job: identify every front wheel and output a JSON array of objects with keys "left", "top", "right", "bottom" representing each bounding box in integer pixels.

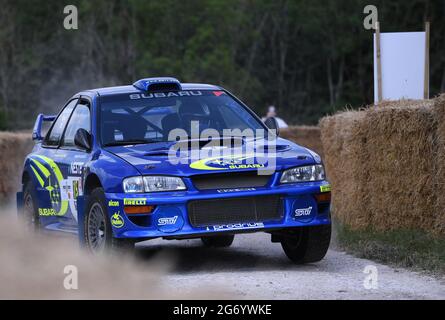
[
  {"left": 280, "top": 224, "right": 331, "bottom": 264},
  {"left": 22, "top": 181, "right": 40, "bottom": 231},
  {"left": 201, "top": 235, "right": 235, "bottom": 247},
  {"left": 84, "top": 188, "right": 134, "bottom": 254}
]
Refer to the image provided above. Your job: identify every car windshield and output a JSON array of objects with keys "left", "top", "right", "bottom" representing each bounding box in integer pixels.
[{"left": 99, "top": 90, "right": 266, "bottom": 146}]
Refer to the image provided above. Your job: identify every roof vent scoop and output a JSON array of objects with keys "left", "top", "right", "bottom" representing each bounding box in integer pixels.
[{"left": 133, "top": 77, "right": 182, "bottom": 92}]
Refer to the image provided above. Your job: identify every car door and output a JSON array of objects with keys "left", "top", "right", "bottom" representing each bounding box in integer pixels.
[
  {"left": 36, "top": 99, "right": 78, "bottom": 228},
  {"left": 55, "top": 99, "right": 92, "bottom": 228}
]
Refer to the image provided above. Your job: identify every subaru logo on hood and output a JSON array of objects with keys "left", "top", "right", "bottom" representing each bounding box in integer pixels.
[{"left": 190, "top": 154, "right": 267, "bottom": 171}]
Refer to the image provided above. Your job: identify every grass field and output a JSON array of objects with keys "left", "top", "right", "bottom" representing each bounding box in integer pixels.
[{"left": 335, "top": 220, "right": 445, "bottom": 275}]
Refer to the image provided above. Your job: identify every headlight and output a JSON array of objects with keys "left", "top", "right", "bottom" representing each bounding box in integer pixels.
[
  {"left": 123, "top": 176, "right": 186, "bottom": 193},
  {"left": 280, "top": 165, "right": 325, "bottom": 183},
  {"left": 143, "top": 176, "right": 186, "bottom": 192},
  {"left": 123, "top": 176, "right": 145, "bottom": 193}
]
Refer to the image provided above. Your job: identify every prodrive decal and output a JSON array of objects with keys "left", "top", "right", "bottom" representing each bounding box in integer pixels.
[
  {"left": 208, "top": 222, "right": 265, "bottom": 232},
  {"left": 217, "top": 188, "right": 257, "bottom": 193}
]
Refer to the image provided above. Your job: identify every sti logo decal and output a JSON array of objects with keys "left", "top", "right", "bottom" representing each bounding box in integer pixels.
[
  {"left": 158, "top": 216, "right": 179, "bottom": 226},
  {"left": 190, "top": 154, "right": 265, "bottom": 171},
  {"left": 294, "top": 206, "right": 312, "bottom": 217}
]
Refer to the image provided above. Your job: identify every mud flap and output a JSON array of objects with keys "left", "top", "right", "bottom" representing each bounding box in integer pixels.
[
  {"left": 77, "top": 195, "right": 86, "bottom": 247},
  {"left": 16, "top": 192, "right": 24, "bottom": 217}
]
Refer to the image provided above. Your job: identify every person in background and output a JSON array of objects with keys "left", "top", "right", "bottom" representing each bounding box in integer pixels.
[{"left": 262, "top": 105, "right": 289, "bottom": 128}]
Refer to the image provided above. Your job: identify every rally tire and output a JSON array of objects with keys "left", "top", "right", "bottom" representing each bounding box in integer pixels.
[
  {"left": 280, "top": 224, "right": 331, "bottom": 264},
  {"left": 22, "top": 180, "right": 40, "bottom": 231},
  {"left": 84, "top": 187, "right": 134, "bottom": 255},
  {"left": 201, "top": 235, "right": 235, "bottom": 247}
]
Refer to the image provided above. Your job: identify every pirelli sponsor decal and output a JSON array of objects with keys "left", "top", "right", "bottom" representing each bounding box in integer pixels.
[{"left": 123, "top": 198, "right": 147, "bottom": 206}]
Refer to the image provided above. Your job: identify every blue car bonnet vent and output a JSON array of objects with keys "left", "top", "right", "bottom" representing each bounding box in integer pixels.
[{"left": 133, "top": 77, "right": 182, "bottom": 92}]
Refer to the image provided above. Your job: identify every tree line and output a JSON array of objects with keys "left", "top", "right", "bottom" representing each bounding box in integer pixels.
[{"left": 0, "top": 0, "right": 443, "bottom": 130}]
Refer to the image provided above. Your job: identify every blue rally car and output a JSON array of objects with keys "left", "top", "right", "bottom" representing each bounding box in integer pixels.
[{"left": 17, "top": 77, "right": 331, "bottom": 263}]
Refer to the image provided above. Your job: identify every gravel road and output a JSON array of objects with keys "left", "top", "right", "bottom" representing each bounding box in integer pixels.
[
  {"left": 1, "top": 210, "right": 443, "bottom": 300},
  {"left": 135, "top": 232, "right": 445, "bottom": 300}
]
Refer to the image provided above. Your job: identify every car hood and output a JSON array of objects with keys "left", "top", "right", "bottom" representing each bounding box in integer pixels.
[{"left": 104, "top": 138, "right": 319, "bottom": 177}]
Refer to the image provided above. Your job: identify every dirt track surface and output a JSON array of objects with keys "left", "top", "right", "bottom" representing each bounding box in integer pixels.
[
  {"left": 1, "top": 213, "right": 444, "bottom": 300},
  {"left": 135, "top": 232, "right": 445, "bottom": 300}
]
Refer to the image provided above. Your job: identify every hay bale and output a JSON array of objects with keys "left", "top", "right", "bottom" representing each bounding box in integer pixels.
[
  {"left": 362, "top": 101, "right": 436, "bottom": 232},
  {"left": 320, "top": 111, "right": 370, "bottom": 229},
  {"left": 280, "top": 126, "right": 324, "bottom": 158},
  {"left": 320, "top": 99, "right": 441, "bottom": 236},
  {"left": 0, "top": 132, "right": 34, "bottom": 199},
  {"left": 432, "top": 94, "right": 445, "bottom": 235}
]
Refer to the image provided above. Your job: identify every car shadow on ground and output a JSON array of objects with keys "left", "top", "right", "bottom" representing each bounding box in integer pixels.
[{"left": 134, "top": 238, "right": 331, "bottom": 274}]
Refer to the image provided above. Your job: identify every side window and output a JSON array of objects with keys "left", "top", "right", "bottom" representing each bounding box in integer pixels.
[
  {"left": 62, "top": 103, "right": 91, "bottom": 148},
  {"left": 44, "top": 99, "right": 77, "bottom": 146}
]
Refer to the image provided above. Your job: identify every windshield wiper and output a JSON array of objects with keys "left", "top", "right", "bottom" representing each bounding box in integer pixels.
[{"left": 103, "top": 139, "right": 157, "bottom": 147}]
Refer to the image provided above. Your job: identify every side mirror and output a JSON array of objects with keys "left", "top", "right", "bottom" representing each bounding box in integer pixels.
[
  {"left": 264, "top": 117, "right": 280, "bottom": 136},
  {"left": 74, "top": 128, "right": 92, "bottom": 150},
  {"left": 32, "top": 114, "right": 56, "bottom": 141}
]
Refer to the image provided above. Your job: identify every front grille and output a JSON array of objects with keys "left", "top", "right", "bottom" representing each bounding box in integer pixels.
[
  {"left": 188, "top": 195, "right": 283, "bottom": 227},
  {"left": 191, "top": 171, "right": 271, "bottom": 190}
]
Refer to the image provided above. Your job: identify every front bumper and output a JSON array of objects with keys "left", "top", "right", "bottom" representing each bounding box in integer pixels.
[{"left": 104, "top": 181, "right": 331, "bottom": 239}]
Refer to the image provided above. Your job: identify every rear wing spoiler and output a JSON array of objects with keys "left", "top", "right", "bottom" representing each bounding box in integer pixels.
[{"left": 32, "top": 114, "right": 56, "bottom": 141}]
